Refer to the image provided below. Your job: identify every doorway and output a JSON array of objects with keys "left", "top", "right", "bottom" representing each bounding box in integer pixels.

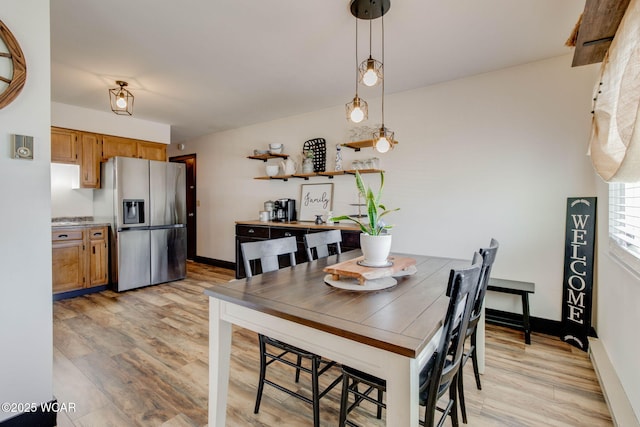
[{"left": 170, "top": 154, "right": 197, "bottom": 260}]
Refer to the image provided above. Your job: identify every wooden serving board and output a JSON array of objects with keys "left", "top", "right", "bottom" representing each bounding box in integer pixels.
[{"left": 323, "top": 256, "right": 416, "bottom": 285}]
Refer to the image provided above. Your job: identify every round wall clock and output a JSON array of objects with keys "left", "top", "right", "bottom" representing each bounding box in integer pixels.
[{"left": 0, "top": 19, "right": 27, "bottom": 110}]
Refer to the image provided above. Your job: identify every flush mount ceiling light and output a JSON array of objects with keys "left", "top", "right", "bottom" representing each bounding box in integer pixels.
[
  {"left": 109, "top": 80, "right": 134, "bottom": 115},
  {"left": 346, "top": 17, "right": 368, "bottom": 123}
]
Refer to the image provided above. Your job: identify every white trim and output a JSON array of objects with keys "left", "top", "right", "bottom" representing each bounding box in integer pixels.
[
  {"left": 608, "top": 237, "right": 640, "bottom": 281},
  {"left": 589, "top": 337, "right": 640, "bottom": 427}
]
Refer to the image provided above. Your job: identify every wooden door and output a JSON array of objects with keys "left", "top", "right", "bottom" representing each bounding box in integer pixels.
[
  {"left": 138, "top": 141, "right": 167, "bottom": 161},
  {"left": 51, "top": 127, "right": 79, "bottom": 164},
  {"left": 102, "top": 135, "right": 137, "bottom": 160},
  {"left": 170, "top": 154, "right": 197, "bottom": 259},
  {"left": 89, "top": 239, "right": 108, "bottom": 286},
  {"left": 52, "top": 239, "right": 85, "bottom": 293},
  {"left": 88, "top": 227, "right": 108, "bottom": 286},
  {"left": 80, "top": 132, "right": 102, "bottom": 188}
]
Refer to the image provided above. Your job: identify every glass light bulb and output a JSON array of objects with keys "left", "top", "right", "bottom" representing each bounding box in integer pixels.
[
  {"left": 375, "top": 136, "right": 391, "bottom": 153},
  {"left": 362, "top": 69, "right": 378, "bottom": 87},
  {"left": 350, "top": 107, "right": 364, "bottom": 123},
  {"left": 116, "top": 93, "right": 127, "bottom": 108}
]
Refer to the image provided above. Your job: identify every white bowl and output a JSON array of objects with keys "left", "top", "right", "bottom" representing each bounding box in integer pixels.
[
  {"left": 269, "top": 143, "right": 283, "bottom": 154},
  {"left": 265, "top": 165, "right": 279, "bottom": 176}
]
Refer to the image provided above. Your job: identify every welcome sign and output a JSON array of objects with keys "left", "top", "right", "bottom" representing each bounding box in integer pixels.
[{"left": 561, "top": 197, "right": 596, "bottom": 351}]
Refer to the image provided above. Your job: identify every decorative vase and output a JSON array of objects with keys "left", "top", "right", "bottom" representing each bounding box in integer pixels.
[{"left": 360, "top": 233, "right": 392, "bottom": 266}]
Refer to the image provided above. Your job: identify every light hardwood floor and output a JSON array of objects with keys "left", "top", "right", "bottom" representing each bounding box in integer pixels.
[{"left": 52, "top": 261, "right": 612, "bottom": 426}]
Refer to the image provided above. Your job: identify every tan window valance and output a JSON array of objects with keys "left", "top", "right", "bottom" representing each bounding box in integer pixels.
[{"left": 589, "top": 0, "right": 640, "bottom": 182}]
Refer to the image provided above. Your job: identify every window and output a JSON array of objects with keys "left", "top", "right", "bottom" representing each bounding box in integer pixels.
[{"left": 609, "top": 182, "right": 640, "bottom": 274}]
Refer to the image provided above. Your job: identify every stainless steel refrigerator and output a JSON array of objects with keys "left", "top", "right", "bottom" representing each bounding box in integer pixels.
[{"left": 94, "top": 157, "right": 187, "bottom": 291}]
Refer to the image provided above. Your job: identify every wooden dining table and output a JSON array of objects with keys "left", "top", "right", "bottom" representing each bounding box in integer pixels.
[{"left": 205, "top": 250, "right": 482, "bottom": 426}]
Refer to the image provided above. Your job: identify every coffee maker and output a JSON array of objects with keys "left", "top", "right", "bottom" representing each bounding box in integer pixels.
[{"left": 274, "top": 198, "right": 296, "bottom": 222}]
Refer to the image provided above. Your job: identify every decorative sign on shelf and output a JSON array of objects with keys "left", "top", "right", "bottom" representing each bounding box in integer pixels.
[
  {"left": 561, "top": 197, "right": 596, "bottom": 352},
  {"left": 299, "top": 183, "right": 333, "bottom": 221}
]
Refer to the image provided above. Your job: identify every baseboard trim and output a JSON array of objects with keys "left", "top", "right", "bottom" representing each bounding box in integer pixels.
[
  {"left": 53, "top": 285, "right": 109, "bottom": 301},
  {"left": 0, "top": 399, "right": 57, "bottom": 426},
  {"left": 192, "top": 256, "right": 235, "bottom": 270},
  {"left": 589, "top": 337, "right": 640, "bottom": 427}
]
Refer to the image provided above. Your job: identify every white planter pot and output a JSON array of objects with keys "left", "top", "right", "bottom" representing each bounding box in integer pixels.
[{"left": 360, "top": 233, "right": 392, "bottom": 266}]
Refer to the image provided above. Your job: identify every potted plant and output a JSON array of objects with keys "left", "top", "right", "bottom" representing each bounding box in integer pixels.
[{"left": 331, "top": 171, "right": 399, "bottom": 266}]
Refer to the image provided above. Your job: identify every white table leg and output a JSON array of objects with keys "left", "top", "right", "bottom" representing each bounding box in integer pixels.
[
  {"left": 385, "top": 355, "right": 419, "bottom": 426},
  {"left": 208, "top": 298, "right": 232, "bottom": 427}
]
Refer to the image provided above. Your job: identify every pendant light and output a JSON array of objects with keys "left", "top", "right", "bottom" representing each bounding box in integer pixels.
[
  {"left": 372, "top": 12, "right": 394, "bottom": 153},
  {"left": 346, "top": 18, "right": 368, "bottom": 123},
  {"left": 109, "top": 80, "right": 134, "bottom": 115},
  {"left": 358, "top": 19, "right": 383, "bottom": 87}
]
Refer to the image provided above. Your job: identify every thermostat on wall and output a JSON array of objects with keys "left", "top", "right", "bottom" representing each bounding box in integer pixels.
[{"left": 12, "top": 134, "right": 33, "bottom": 160}]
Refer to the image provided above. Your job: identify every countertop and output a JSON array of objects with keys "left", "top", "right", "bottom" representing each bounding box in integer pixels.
[
  {"left": 236, "top": 220, "right": 360, "bottom": 231},
  {"left": 52, "top": 217, "right": 111, "bottom": 228}
]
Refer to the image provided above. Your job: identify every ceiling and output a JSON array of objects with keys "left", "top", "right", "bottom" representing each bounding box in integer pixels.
[{"left": 50, "top": 0, "right": 587, "bottom": 143}]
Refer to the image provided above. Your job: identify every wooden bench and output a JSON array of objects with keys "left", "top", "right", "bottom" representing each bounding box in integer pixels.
[{"left": 486, "top": 278, "right": 535, "bottom": 344}]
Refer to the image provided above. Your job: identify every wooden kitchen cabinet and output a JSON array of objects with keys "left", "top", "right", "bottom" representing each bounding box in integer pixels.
[
  {"left": 88, "top": 227, "right": 108, "bottom": 286},
  {"left": 52, "top": 230, "right": 85, "bottom": 293},
  {"left": 137, "top": 141, "right": 167, "bottom": 161},
  {"left": 102, "top": 135, "right": 138, "bottom": 160},
  {"left": 51, "top": 127, "right": 79, "bottom": 164},
  {"left": 102, "top": 135, "right": 167, "bottom": 161},
  {"left": 52, "top": 226, "right": 109, "bottom": 294},
  {"left": 52, "top": 126, "right": 168, "bottom": 189},
  {"left": 80, "top": 132, "right": 102, "bottom": 188}
]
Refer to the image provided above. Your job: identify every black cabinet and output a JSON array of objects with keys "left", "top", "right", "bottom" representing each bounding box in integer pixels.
[{"left": 235, "top": 223, "right": 360, "bottom": 279}]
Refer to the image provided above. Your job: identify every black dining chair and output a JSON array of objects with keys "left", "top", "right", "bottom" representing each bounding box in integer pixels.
[
  {"left": 241, "top": 237, "right": 341, "bottom": 427},
  {"left": 338, "top": 253, "right": 483, "bottom": 427},
  {"left": 304, "top": 229, "right": 342, "bottom": 261},
  {"left": 458, "top": 238, "right": 499, "bottom": 424}
]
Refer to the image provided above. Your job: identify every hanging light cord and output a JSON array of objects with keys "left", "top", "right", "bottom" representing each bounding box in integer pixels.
[
  {"left": 369, "top": 19, "right": 373, "bottom": 59},
  {"left": 355, "top": 17, "right": 359, "bottom": 95},
  {"left": 381, "top": 13, "right": 385, "bottom": 126}
]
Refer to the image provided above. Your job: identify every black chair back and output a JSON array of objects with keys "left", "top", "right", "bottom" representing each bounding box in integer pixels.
[
  {"left": 241, "top": 236, "right": 297, "bottom": 277},
  {"left": 304, "top": 229, "right": 342, "bottom": 261},
  {"left": 420, "top": 252, "right": 482, "bottom": 426},
  {"left": 469, "top": 238, "right": 499, "bottom": 332}
]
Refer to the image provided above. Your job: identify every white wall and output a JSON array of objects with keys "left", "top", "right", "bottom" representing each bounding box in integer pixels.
[
  {"left": 0, "top": 1, "right": 53, "bottom": 422},
  {"left": 595, "top": 178, "right": 640, "bottom": 420},
  {"left": 52, "top": 102, "right": 171, "bottom": 143},
  {"left": 50, "top": 163, "right": 94, "bottom": 218},
  {"left": 169, "top": 54, "right": 600, "bottom": 322}
]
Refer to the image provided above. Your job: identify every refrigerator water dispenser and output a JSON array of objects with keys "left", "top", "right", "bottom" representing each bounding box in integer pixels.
[{"left": 123, "top": 199, "right": 145, "bottom": 224}]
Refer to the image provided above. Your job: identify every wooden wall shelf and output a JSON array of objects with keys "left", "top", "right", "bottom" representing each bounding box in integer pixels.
[
  {"left": 341, "top": 140, "right": 398, "bottom": 152},
  {"left": 253, "top": 169, "right": 384, "bottom": 181},
  {"left": 247, "top": 153, "right": 289, "bottom": 162}
]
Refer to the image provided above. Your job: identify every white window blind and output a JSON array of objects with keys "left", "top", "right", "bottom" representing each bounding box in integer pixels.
[{"left": 609, "top": 182, "right": 640, "bottom": 274}]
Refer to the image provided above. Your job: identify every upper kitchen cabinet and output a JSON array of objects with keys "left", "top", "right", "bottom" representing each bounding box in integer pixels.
[
  {"left": 102, "top": 135, "right": 138, "bottom": 159},
  {"left": 51, "top": 127, "right": 79, "bottom": 164},
  {"left": 80, "top": 132, "right": 102, "bottom": 188},
  {"left": 102, "top": 135, "right": 167, "bottom": 162},
  {"left": 137, "top": 141, "right": 167, "bottom": 161}
]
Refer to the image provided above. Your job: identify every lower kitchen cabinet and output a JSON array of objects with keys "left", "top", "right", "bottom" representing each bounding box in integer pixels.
[
  {"left": 52, "top": 226, "right": 109, "bottom": 294},
  {"left": 235, "top": 222, "right": 360, "bottom": 279},
  {"left": 88, "top": 227, "right": 109, "bottom": 286}
]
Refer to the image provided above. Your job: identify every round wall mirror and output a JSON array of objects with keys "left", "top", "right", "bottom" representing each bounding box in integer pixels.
[{"left": 0, "top": 19, "right": 27, "bottom": 110}]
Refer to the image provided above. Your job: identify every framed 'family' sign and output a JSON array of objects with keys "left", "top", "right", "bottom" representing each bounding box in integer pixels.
[{"left": 299, "top": 183, "right": 333, "bottom": 221}]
